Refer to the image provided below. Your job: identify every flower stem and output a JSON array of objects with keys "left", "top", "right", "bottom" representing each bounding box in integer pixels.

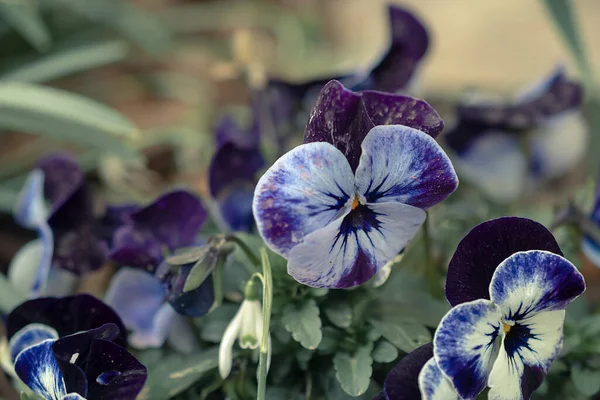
[
  {"left": 226, "top": 234, "right": 261, "bottom": 267},
  {"left": 257, "top": 248, "right": 272, "bottom": 400}
]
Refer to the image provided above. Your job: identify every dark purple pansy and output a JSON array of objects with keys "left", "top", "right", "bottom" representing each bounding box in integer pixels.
[
  {"left": 382, "top": 343, "right": 433, "bottom": 400},
  {"left": 304, "top": 80, "right": 444, "bottom": 172},
  {"left": 159, "top": 261, "right": 216, "bottom": 317},
  {"left": 445, "top": 217, "right": 563, "bottom": 307},
  {"left": 110, "top": 189, "right": 208, "bottom": 272},
  {"left": 209, "top": 116, "right": 264, "bottom": 232},
  {"left": 7, "top": 295, "right": 147, "bottom": 400}
]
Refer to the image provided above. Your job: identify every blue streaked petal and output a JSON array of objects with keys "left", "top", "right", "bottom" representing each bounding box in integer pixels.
[
  {"left": 104, "top": 268, "right": 167, "bottom": 348},
  {"left": 355, "top": 125, "right": 458, "bottom": 209},
  {"left": 9, "top": 324, "right": 58, "bottom": 363},
  {"left": 215, "top": 185, "right": 256, "bottom": 233},
  {"left": 434, "top": 299, "right": 502, "bottom": 400},
  {"left": 62, "top": 394, "right": 86, "bottom": 400},
  {"left": 529, "top": 111, "right": 588, "bottom": 180},
  {"left": 581, "top": 236, "right": 600, "bottom": 269},
  {"left": 418, "top": 358, "right": 459, "bottom": 400},
  {"left": 14, "top": 339, "right": 68, "bottom": 400},
  {"left": 452, "top": 132, "right": 526, "bottom": 203},
  {"left": 287, "top": 202, "right": 424, "bottom": 288},
  {"left": 14, "top": 170, "right": 48, "bottom": 229},
  {"left": 253, "top": 142, "right": 355, "bottom": 256},
  {"left": 128, "top": 303, "right": 176, "bottom": 349},
  {"left": 490, "top": 250, "right": 585, "bottom": 317},
  {"left": 8, "top": 236, "right": 53, "bottom": 297},
  {"left": 488, "top": 310, "right": 564, "bottom": 400}
]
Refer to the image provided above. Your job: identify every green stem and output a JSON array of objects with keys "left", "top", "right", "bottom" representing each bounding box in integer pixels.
[
  {"left": 257, "top": 248, "right": 272, "bottom": 400},
  {"left": 226, "top": 234, "right": 261, "bottom": 267},
  {"left": 209, "top": 261, "right": 224, "bottom": 312}
]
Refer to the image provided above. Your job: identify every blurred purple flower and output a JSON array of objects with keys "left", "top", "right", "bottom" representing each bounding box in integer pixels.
[
  {"left": 6, "top": 294, "right": 146, "bottom": 400},
  {"left": 445, "top": 67, "right": 586, "bottom": 202},
  {"left": 253, "top": 80, "right": 456, "bottom": 288},
  {"left": 209, "top": 115, "right": 264, "bottom": 233}
]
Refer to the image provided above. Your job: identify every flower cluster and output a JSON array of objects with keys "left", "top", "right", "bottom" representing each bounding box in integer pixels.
[{"left": 380, "top": 217, "right": 585, "bottom": 399}]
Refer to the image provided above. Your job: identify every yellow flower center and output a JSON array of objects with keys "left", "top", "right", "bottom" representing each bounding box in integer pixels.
[
  {"left": 502, "top": 322, "right": 512, "bottom": 334},
  {"left": 351, "top": 196, "right": 360, "bottom": 210}
]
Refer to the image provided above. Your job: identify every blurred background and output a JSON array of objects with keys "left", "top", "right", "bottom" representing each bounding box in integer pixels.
[{"left": 0, "top": 0, "right": 599, "bottom": 269}]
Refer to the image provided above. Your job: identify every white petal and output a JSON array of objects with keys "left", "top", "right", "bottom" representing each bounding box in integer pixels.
[
  {"left": 418, "top": 358, "right": 459, "bottom": 400},
  {"left": 219, "top": 304, "right": 244, "bottom": 378}
]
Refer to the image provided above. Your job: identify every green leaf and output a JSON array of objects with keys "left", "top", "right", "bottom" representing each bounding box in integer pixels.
[
  {"left": 0, "top": 82, "right": 139, "bottom": 156},
  {"left": 541, "top": 0, "right": 594, "bottom": 86},
  {"left": 281, "top": 298, "right": 322, "bottom": 349},
  {"left": 372, "top": 340, "right": 398, "bottom": 364},
  {"left": 571, "top": 364, "right": 600, "bottom": 396},
  {"left": 140, "top": 347, "right": 222, "bottom": 400},
  {"left": 20, "top": 392, "right": 30, "bottom": 400},
  {"left": 52, "top": 0, "right": 171, "bottom": 54},
  {"left": 370, "top": 319, "right": 431, "bottom": 353},
  {"left": 196, "top": 303, "right": 238, "bottom": 343},
  {"left": 323, "top": 300, "right": 353, "bottom": 329},
  {"left": 0, "top": 1, "right": 50, "bottom": 51},
  {"left": 0, "top": 40, "right": 129, "bottom": 83},
  {"left": 333, "top": 344, "right": 374, "bottom": 397}
]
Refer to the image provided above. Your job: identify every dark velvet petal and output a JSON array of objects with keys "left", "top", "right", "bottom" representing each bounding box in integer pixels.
[
  {"left": 83, "top": 339, "right": 147, "bottom": 400},
  {"left": 304, "top": 80, "right": 444, "bottom": 171},
  {"left": 445, "top": 217, "right": 563, "bottom": 307},
  {"left": 128, "top": 190, "right": 207, "bottom": 252},
  {"left": 35, "top": 152, "right": 85, "bottom": 216},
  {"left": 95, "top": 204, "right": 139, "bottom": 246},
  {"left": 109, "top": 224, "right": 164, "bottom": 270},
  {"left": 52, "top": 323, "right": 121, "bottom": 366},
  {"left": 384, "top": 343, "right": 433, "bottom": 400},
  {"left": 164, "top": 263, "right": 215, "bottom": 317},
  {"left": 7, "top": 294, "right": 127, "bottom": 347},
  {"left": 208, "top": 142, "right": 264, "bottom": 199},
  {"left": 214, "top": 115, "right": 259, "bottom": 149},
  {"left": 54, "top": 225, "right": 108, "bottom": 275},
  {"left": 387, "top": 6, "right": 429, "bottom": 62}
]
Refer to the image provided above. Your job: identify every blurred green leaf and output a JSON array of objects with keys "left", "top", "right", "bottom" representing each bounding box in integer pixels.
[
  {"left": 369, "top": 319, "right": 431, "bottom": 353},
  {"left": 371, "top": 340, "right": 398, "bottom": 364},
  {"left": 0, "top": 273, "right": 27, "bottom": 313},
  {"left": 0, "top": 185, "right": 18, "bottom": 212},
  {"left": 140, "top": 347, "right": 221, "bottom": 400},
  {"left": 541, "top": 0, "right": 594, "bottom": 87},
  {"left": 0, "top": 1, "right": 50, "bottom": 51},
  {"left": 281, "top": 298, "right": 322, "bottom": 350},
  {"left": 196, "top": 302, "right": 238, "bottom": 343},
  {"left": 571, "top": 364, "right": 600, "bottom": 396},
  {"left": 323, "top": 300, "right": 353, "bottom": 329},
  {"left": 51, "top": 0, "right": 171, "bottom": 54},
  {"left": 0, "top": 82, "right": 139, "bottom": 156},
  {"left": 0, "top": 40, "right": 128, "bottom": 82},
  {"left": 333, "top": 344, "right": 373, "bottom": 397}
]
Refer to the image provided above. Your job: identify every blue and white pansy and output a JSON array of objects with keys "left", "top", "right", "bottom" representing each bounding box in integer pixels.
[
  {"left": 6, "top": 294, "right": 147, "bottom": 400},
  {"left": 253, "top": 80, "right": 457, "bottom": 288},
  {"left": 433, "top": 217, "right": 585, "bottom": 399}
]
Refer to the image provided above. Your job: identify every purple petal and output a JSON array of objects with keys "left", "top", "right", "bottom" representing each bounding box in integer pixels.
[
  {"left": 434, "top": 299, "right": 502, "bottom": 399},
  {"left": 209, "top": 142, "right": 264, "bottom": 198},
  {"left": 52, "top": 323, "right": 121, "bottom": 366},
  {"left": 304, "top": 80, "right": 444, "bottom": 171},
  {"left": 109, "top": 225, "right": 164, "bottom": 270},
  {"left": 253, "top": 141, "right": 355, "bottom": 257},
  {"left": 216, "top": 186, "right": 256, "bottom": 233},
  {"left": 35, "top": 152, "right": 85, "bottom": 216},
  {"left": 54, "top": 225, "right": 108, "bottom": 275},
  {"left": 445, "top": 217, "right": 563, "bottom": 307},
  {"left": 7, "top": 294, "right": 127, "bottom": 348},
  {"left": 384, "top": 343, "right": 433, "bottom": 400},
  {"left": 366, "top": 6, "right": 429, "bottom": 92},
  {"left": 80, "top": 339, "right": 147, "bottom": 400},
  {"left": 126, "top": 190, "right": 207, "bottom": 252},
  {"left": 355, "top": 125, "right": 458, "bottom": 209},
  {"left": 214, "top": 114, "right": 260, "bottom": 149},
  {"left": 95, "top": 204, "right": 139, "bottom": 246}
]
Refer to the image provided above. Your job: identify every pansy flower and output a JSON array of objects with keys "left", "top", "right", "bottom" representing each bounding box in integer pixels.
[
  {"left": 434, "top": 217, "right": 585, "bottom": 399},
  {"left": 445, "top": 67, "right": 586, "bottom": 202},
  {"left": 376, "top": 343, "right": 457, "bottom": 400},
  {"left": 12, "top": 153, "right": 131, "bottom": 295},
  {"left": 6, "top": 294, "right": 147, "bottom": 400},
  {"left": 264, "top": 5, "right": 429, "bottom": 144},
  {"left": 253, "top": 80, "right": 457, "bottom": 288},
  {"left": 107, "top": 190, "right": 212, "bottom": 349},
  {"left": 209, "top": 113, "right": 264, "bottom": 233}
]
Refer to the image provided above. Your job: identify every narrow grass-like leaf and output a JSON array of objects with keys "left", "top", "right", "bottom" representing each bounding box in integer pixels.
[
  {"left": 0, "top": 1, "right": 50, "bottom": 51},
  {"left": 0, "top": 40, "right": 128, "bottom": 82},
  {"left": 0, "top": 82, "right": 139, "bottom": 155}
]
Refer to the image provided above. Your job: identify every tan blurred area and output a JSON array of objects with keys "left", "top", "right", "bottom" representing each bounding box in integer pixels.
[{"left": 275, "top": 0, "right": 600, "bottom": 94}]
